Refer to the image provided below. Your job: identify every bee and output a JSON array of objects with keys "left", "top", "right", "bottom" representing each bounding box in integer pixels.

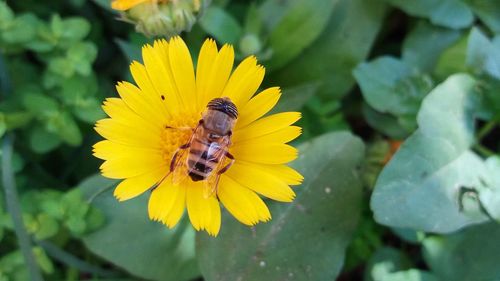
[{"left": 161, "top": 97, "right": 237, "bottom": 197}]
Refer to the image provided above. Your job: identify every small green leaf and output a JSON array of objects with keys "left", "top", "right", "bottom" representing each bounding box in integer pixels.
[
  {"left": 47, "top": 111, "right": 82, "bottom": 146},
  {"left": 29, "top": 127, "right": 61, "bottom": 153},
  {"left": 60, "top": 17, "right": 91, "bottom": 42},
  {"left": 362, "top": 104, "right": 410, "bottom": 139},
  {"left": 266, "top": 0, "right": 338, "bottom": 70},
  {"left": 435, "top": 34, "right": 468, "bottom": 79},
  {"left": 1, "top": 14, "right": 37, "bottom": 44},
  {"left": 423, "top": 223, "right": 500, "bottom": 281},
  {"left": 364, "top": 247, "right": 411, "bottom": 281},
  {"left": 466, "top": 27, "right": 500, "bottom": 79},
  {"left": 34, "top": 214, "right": 59, "bottom": 240},
  {"left": 197, "top": 132, "right": 365, "bottom": 281},
  {"left": 199, "top": 7, "right": 242, "bottom": 45},
  {"left": 80, "top": 175, "right": 200, "bottom": 281},
  {"left": 371, "top": 74, "right": 490, "bottom": 233},
  {"left": 22, "top": 93, "right": 58, "bottom": 116}
]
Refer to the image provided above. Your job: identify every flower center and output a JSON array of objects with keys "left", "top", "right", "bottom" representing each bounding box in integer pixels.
[{"left": 160, "top": 117, "right": 199, "bottom": 163}]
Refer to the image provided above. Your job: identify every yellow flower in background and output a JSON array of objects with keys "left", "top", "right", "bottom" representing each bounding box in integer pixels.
[
  {"left": 111, "top": 0, "right": 161, "bottom": 11},
  {"left": 111, "top": 0, "right": 205, "bottom": 37},
  {"left": 93, "top": 37, "right": 303, "bottom": 236}
]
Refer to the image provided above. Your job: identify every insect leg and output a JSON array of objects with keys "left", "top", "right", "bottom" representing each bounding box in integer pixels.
[{"left": 217, "top": 151, "right": 235, "bottom": 175}]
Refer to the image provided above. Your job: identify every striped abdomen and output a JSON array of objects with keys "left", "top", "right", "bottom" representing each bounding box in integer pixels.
[{"left": 187, "top": 139, "right": 222, "bottom": 181}]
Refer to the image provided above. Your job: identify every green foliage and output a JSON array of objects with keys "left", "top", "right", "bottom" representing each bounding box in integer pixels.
[
  {"left": 197, "top": 132, "right": 365, "bottom": 281},
  {"left": 1, "top": 0, "right": 500, "bottom": 280}
]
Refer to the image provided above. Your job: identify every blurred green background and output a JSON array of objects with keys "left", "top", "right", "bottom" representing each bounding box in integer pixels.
[{"left": 1, "top": 0, "right": 500, "bottom": 280}]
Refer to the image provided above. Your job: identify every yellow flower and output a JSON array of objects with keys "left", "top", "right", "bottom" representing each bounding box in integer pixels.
[
  {"left": 111, "top": 0, "right": 166, "bottom": 11},
  {"left": 93, "top": 37, "right": 303, "bottom": 236}
]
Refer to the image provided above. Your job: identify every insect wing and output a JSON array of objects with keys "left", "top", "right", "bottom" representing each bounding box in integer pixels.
[
  {"left": 171, "top": 147, "right": 190, "bottom": 185},
  {"left": 202, "top": 145, "right": 228, "bottom": 198}
]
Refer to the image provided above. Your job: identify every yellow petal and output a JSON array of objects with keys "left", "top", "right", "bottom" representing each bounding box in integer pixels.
[
  {"left": 102, "top": 98, "right": 162, "bottom": 135},
  {"left": 111, "top": 0, "right": 148, "bottom": 10},
  {"left": 197, "top": 41, "right": 235, "bottom": 107},
  {"left": 129, "top": 61, "right": 170, "bottom": 120},
  {"left": 95, "top": 119, "right": 161, "bottom": 148},
  {"left": 234, "top": 111, "right": 301, "bottom": 136},
  {"left": 259, "top": 164, "right": 303, "bottom": 185},
  {"left": 114, "top": 167, "right": 166, "bottom": 201},
  {"left": 226, "top": 161, "right": 296, "bottom": 202},
  {"left": 116, "top": 81, "right": 165, "bottom": 127},
  {"left": 230, "top": 143, "right": 298, "bottom": 164},
  {"left": 218, "top": 176, "right": 271, "bottom": 225},
  {"left": 93, "top": 140, "right": 161, "bottom": 160},
  {"left": 148, "top": 180, "right": 186, "bottom": 228},
  {"left": 235, "top": 87, "right": 281, "bottom": 129},
  {"left": 186, "top": 182, "right": 221, "bottom": 236},
  {"left": 222, "top": 56, "right": 265, "bottom": 108},
  {"left": 169, "top": 37, "right": 197, "bottom": 114},
  {"left": 232, "top": 126, "right": 302, "bottom": 145},
  {"left": 100, "top": 154, "right": 165, "bottom": 179},
  {"left": 142, "top": 42, "right": 180, "bottom": 117}
]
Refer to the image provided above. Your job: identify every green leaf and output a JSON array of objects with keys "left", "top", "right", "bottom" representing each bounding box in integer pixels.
[
  {"left": 354, "top": 56, "right": 434, "bottom": 132},
  {"left": 371, "top": 74, "right": 491, "bottom": 233},
  {"left": 271, "top": 0, "right": 387, "bottom": 99},
  {"left": 197, "top": 131, "right": 365, "bottom": 281},
  {"left": 115, "top": 38, "right": 142, "bottom": 62},
  {"left": 383, "top": 0, "right": 474, "bottom": 29},
  {"left": 423, "top": 223, "right": 500, "bottom": 281},
  {"left": 362, "top": 104, "right": 410, "bottom": 139},
  {"left": 1, "top": 14, "right": 37, "bottom": 44},
  {"left": 435, "top": 34, "right": 468, "bottom": 78},
  {"left": 29, "top": 127, "right": 62, "bottom": 154},
  {"left": 60, "top": 17, "right": 91, "bottom": 42},
  {"left": 266, "top": 0, "right": 338, "bottom": 70},
  {"left": 22, "top": 93, "right": 58, "bottom": 116},
  {"left": 477, "top": 156, "right": 500, "bottom": 221},
  {"left": 364, "top": 247, "right": 411, "bottom": 281},
  {"left": 466, "top": 28, "right": 500, "bottom": 79},
  {"left": 199, "top": 7, "right": 242, "bottom": 45},
  {"left": 80, "top": 175, "right": 200, "bottom": 281},
  {"left": 34, "top": 214, "right": 59, "bottom": 240},
  {"left": 402, "top": 21, "right": 462, "bottom": 72},
  {"left": 464, "top": 0, "right": 500, "bottom": 33},
  {"left": 47, "top": 111, "right": 82, "bottom": 146}
]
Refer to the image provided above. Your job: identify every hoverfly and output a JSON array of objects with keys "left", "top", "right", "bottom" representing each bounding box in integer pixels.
[{"left": 158, "top": 97, "right": 237, "bottom": 197}]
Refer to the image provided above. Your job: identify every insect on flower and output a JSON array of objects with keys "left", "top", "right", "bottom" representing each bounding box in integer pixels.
[
  {"left": 93, "top": 37, "right": 303, "bottom": 236},
  {"left": 162, "top": 97, "right": 238, "bottom": 198}
]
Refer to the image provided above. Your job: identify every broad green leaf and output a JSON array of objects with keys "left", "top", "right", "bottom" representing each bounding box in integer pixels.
[
  {"left": 464, "top": 0, "right": 500, "bottom": 33},
  {"left": 1, "top": 14, "right": 37, "bottom": 44},
  {"left": 80, "top": 175, "right": 200, "bottom": 281},
  {"left": 354, "top": 56, "right": 434, "bottom": 133},
  {"left": 271, "top": 83, "right": 318, "bottom": 113},
  {"left": 466, "top": 28, "right": 500, "bottom": 79},
  {"left": 402, "top": 21, "right": 461, "bottom": 72},
  {"left": 435, "top": 34, "right": 468, "bottom": 78},
  {"left": 115, "top": 38, "right": 142, "bottom": 62},
  {"left": 199, "top": 7, "right": 242, "bottom": 45},
  {"left": 371, "top": 74, "right": 491, "bottom": 233},
  {"left": 197, "top": 131, "right": 365, "bottom": 281},
  {"left": 364, "top": 247, "right": 412, "bottom": 281},
  {"left": 477, "top": 156, "right": 500, "bottom": 221},
  {"left": 362, "top": 104, "right": 410, "bottom": 139},
  {"left": 383, "top": 0, "right": 474, "bottom": 29},
  {"left": 266, "top": 0, "right": 338, "bottom": 70},
  {"left": 271, "top": 0, "right": 387, "bottom": 99},
  {"left": 423, "top": 223, "right": 500, "bottom": 281}
]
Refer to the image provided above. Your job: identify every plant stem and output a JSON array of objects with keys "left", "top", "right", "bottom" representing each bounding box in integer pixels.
[
  {"left": 477, "top": 115, "right": 500, "bottom": 142},
  {"left": 2, "top": 134, "right": 44, "bottom": 281},
  {"left": 37, "top": 240, "right": 121, "bottom": 278}
]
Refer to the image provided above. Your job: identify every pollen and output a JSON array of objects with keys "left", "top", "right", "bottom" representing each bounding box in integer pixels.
[{"left": 159, "top": 119, "right": 197, "bottom": 162}]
